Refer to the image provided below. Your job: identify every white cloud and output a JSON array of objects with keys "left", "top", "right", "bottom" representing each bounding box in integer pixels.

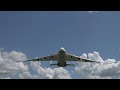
[
  {"left": 0, "top": 49, "right": 71, "bottom": 79},
  {"left": 27, "top": 62, "right": 71, "bottom": 79},
  {"left": 88, "top": 11, "right": 99, "bottom": 14},
  {"left": 1, "top": 48, "right": 120, "bottom": 79},
  {"left": 75, "top": 52, "right": 120, "bottom": 79},
  {"left": 1, "top": 77, "right": 11, "bottom": 79},
  {"left": 1, "top": 51, "right": 27, "bottom": 61}
]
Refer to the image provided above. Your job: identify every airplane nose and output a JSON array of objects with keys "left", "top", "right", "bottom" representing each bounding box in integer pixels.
[
  {"left": 61, "top": 47, "right": 64, "bottom": 50},
  {"left": 58, "top": 47, "right": 66, "bottom": 53},
  {"left": 60, "top": 47, "right": 66, "bottom": 52}
]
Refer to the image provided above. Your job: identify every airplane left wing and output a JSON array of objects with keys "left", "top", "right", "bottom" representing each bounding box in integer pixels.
[
  {"left": 66, "top": 53, "right": 100, "bottom": 63},
  {"left": 24, "top": 54, "right": 59, "bottom": 62}
]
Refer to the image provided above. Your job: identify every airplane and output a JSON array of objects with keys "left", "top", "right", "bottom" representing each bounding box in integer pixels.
[{"left": 24, "top": 47, "right": 100, "bottom": 67}]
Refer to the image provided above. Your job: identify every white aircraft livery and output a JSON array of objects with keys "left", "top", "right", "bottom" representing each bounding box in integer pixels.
[{"left": 25, "top": 47, "right": 100, "bottom": 67}]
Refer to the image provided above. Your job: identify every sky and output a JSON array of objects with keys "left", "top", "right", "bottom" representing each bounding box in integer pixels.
[{"left": 1, "top": 11, "right": 120, "bottom": 79}]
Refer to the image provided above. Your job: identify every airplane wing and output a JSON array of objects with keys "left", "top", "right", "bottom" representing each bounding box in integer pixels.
[
  {"left": 24, "top": 54, "right": 59, "bottom": 62},
  {"left": 66, "top": 53, "right": 100, "bottom": 63}
]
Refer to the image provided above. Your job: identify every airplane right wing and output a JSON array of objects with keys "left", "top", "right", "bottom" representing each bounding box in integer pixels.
[
  {"left": 24, "top": 54, "right": 59, "bottom": 62},
  {"left": 66, "top": 53, "right": 100, "bottom": 63}
]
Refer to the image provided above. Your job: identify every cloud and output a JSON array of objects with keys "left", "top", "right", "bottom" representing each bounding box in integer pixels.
[
  {"left": 75, "top": 52, "right": 120, "bottom": 79},
  {"left": 88, "top": 11, "right": 99, "bottom": 14},
  {"left": 0, "top": 51, "right": 27, "bottom": 61},
  {"left": 0, "top": 49, "right": 71, "bottom": 79},
  {"left": 1, "top": 77, "right": 11, "bottom": 79},
  {"left": 1, "top": 48, "right": 120, "bottom": 79}
]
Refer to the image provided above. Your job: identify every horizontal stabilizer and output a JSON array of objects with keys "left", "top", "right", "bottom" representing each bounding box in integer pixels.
[
  {"left": 66, "top": 64, "right": 75, "bottom": 66},
  {"left": 50, "top": 63, "right": 58, "bottom": 66}
]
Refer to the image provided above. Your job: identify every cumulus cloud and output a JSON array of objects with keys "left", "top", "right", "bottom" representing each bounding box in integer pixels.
[
  {"left": 88, "top": 11, "right": 99, "bottom": 13},
  {"left": 1, "top": 48, "right": 120, "bottom": 79},
  {"left": 75, "top": 52, "right": 120, "bottom": 79},
  {"left": 0, "top": 49, "right": 71, "bottom": 79}
]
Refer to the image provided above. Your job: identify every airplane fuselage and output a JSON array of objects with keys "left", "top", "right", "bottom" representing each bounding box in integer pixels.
[{"left": 58, "top": 47, "right": 66, "bottom": 67}]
